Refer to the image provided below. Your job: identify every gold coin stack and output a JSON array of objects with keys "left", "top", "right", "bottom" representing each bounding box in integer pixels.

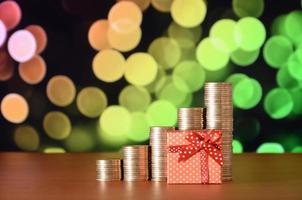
[
  {"left": 204, "top": 82, "right": 233, "bottom": 182},
  {"left": 178, "top": 108, "right": 205, "bottom": 130},
  {"left": 123, "top": 145, "right": 149, "bottom": 181},
  {"left": 149, "top": 126, "right": 175, "bottom": 181},
  {"left": 96, "top": 159, "right": 122, "bottom": 181}
]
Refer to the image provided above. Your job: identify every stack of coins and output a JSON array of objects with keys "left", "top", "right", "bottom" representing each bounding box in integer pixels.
[
  {"left": 178, "top": 108, "right": 205, "bottom": 130},
  {"left": 204, "top": 82, "right": 233, "bottom": 181},
  {"left": 149, "top": 126, "right": 175, "bottom": 181},
  {"left": 123, "top": 145, "right": 149, "bottom": 181},
  {"left": 96, "top": 159, "right": 122, "bottom": 181}
]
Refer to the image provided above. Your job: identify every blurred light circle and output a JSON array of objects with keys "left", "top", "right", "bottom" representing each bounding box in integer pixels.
[
  {"left": 232, "top": 140, "right": 243, "bottom": 153},
  {"left": 65, "top": 127, "right": 95, "bottom": 152},
  {"left": 231, "top": 48, "right": 259, "bottom": 67},
  {"left": 8, "top": 30, "right": 37, "bottom": 63},
  {"left": 0, "top": 20, "right": 6, "bottom": 47},
  {"left": 256, "top": 142, "right": 285, "bottom": 153},
  {"left": 226, "top": 73, "right": 249, "bottom": 86},
  {"left": 157, "top": 80, "right": 189, "bottom": 107},
  {"left": 144, "top": 65, "right": 166, "bottom": 93},
  {"left": 88, "top": 20, "right": 111, "bottom": 51},
  {"left": 270, "top": 14, "right": 287, "bottom": 36},
  {"left": 92, "top": 49, "right": 125, "bottom": 82},
  {"left": 43, "top": 147, "right": 66, "bottom": 153},
  {"left": 43, "top": 111, "right": 71, "bottom": 140},
  {"left": 108, "top": 1, "right": 142, "bottom": 33},
  {"left": 25, "top": 25, "right": 48, "bottom": 54},
  {"left": 117, "top": 0, "right": 151, "bottom": 11},
  {"left": 263, "top": 35, "right": 293, "bottom": 69},
  {"left": 146, "top": 100, "right": 177, "bottom": 126},
  {"left": 171, "top": 0, "right": 207, "bottom": 28},
  {"left": 233, "top": 77, "right": 262, "bottom": 109},
  {"left": 276, "top": 65, "right": 301, "bottom": 89},
  {"left": 205, "top": 64, "right": 232, "bottom": 82},
  {"left": 196, "top": 37, "right": 230, "bottom": 71},
  {"left": 0, "top": 0, "right": 22, "bottom": 30},
  {"left": 1, "top": 93, "right": 29, "bottom": 124},
  {"left": 236, "top": 17, "right": 266, "bottom": 51},
  {"left": 119, "top": 85, "right": 151, "bottom": 112},
  {"left": 124, "top": 52, "right": 158, "bottom": 86},
  {"left": 0, "top": 50, "right": 14, "bottom": 81},
  {"left": 168, "top": 22, "right": 201, "bottom": 49},
  {"left": 179, "top": 92, "right": 193, "bottom": 107},
  {"left": 172, "top": 60, "right": 206, "bottom": 93},
  {"left": 232, "top": 0, "right": 264, "bottom": 18},
  {"left": 46, "top": 75, "right": 76, "bottom": 107},
  {"left": 289, "top": 88, "right": 302, "bottom": 116},
  {"left": 210, "top": 19, "right": 240, "bottom": 52},
  {"left": 284, "top": 10, "right": 302, "bottom": 46},
  {"left": 107, "top": 26, "right": 141, "bottom": 52},
  {"left": 100, "top": 105, "right": 131, "bottom": 140},
  {"left": 151, "top": 0, "right": 173, "bottom": 12},
  {"left": 18, "top": 55, "right": 47, "bottom": 85},
  {"left": 148, "top": 37, "right": 181, "bottom": 69},
  {"left": 76, "top": 87, "right": 108, "bottom": 118},
  {"left": 291, "top": 146, "right": 302, "bottom": 153},
  {"left": 127, "top": 112, "right": 150, "bottom": 142},
  {"left": 287, "top": 55, "right": 302, "bottom": 81},
  {"left": 264, "top": 88, "right": 294, "bottom": 119},
  {"left": 14, "top": 125, "right": 39, "bottom": 151}
]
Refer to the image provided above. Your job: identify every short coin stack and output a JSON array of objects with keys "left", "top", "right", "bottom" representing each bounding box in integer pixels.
[
  {"left": 123, "top": 145, "right": 149, "bottom": 181},
  {"left": 204, "top": 82, "right": 233, "bottom": 181},
  {"left": 149, "top": 126, "right": 175, "bottom": 181},
  {"left": 96, "top": 159, "right": 122, "bottom": 181},
  {"left": 178, "top": 108, "right": 205, "bottom": 130}
]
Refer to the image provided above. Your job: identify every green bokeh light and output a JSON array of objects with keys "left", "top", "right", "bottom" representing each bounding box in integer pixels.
[
  {"left": 256, "top": 142, "right": 285, "bottom": 153},
  {"left": 276, "top": 65, "right": 301, "bottom": 89},
  {"left": 232, "top": 0, "right": 264, "bottom": 18},
  {"left": 232, "top": 139, "right": 243, "bottom": 153},
  {"left": 43, "top": 111, "right": 71, "bottom": 140},
  {"left": 76, "top": 87, "right": 108, "bottom": 118},
  {"left": 64, "top": 127, "right": 95, "bottom": 152},
  {"left": 99, "top": 106, "right": 131, "bottom": 144},
  {"left": 263, "top": 35, "right": 293, "bottom": 68},
  {"left": 231, "top": 48, "right": 260, "bottom": 67},
  {"left": 127, "top": 112, "right": 150, "bottom": 142},
  {"left": 14, "top": 125, "right": 40, "bottom": 151},
  {"left": 289, "top": 88, "right": 302, "bottom": 116},
  {"left": 119, "top": 85, "right": 151, "bottom": 112},
  {"left": 145, "top": 65, "right": 166, "bottom": 93},
  {"left": 226, "top": 73, "right": 249, "bottom": 86},
  {"left": 172, "top": 60, "right": 206, "bottom": 93},
  {"left": 148, "top": 37, "right": 181, "bottom": 69},
  {"left": 284, "top": 10, "right": 302, "bottom": 46},
  {"left": 233, "top": 77, "right": 262, "bottom": 109},
  {"left": 146, "top": 100, "right": 177, "bottom": 126},
  {"left": 171, "top": 0, "right": 207, "bottom": 28},
  {"left": 43, "top": 147, "right": 66, "bottom": 153},
  {"left": 264, "top": 88, "right": 294, "bottom": 119},
  {"left": 168, "top": 22, "right": 201, "bottom": 49},
  {"left": 291, "top": 146, "right": 302, "bottom": 153},
  {"left": 236, "top": 17, "right": 266, "bottom": 51},
  {"left": 271, "top": 14, "right": 287, "bottom": 36},
  {"left": 287, "top": 54, "right": 302, "bottom": 81},
  {"left": 179, "top": 93, "right": 193, "bottom": 107},
  {"left": 196, "top": 37, "right": 230, "bottom": 71},
  {"left": 210, "top": 19, "right": 239, "bottom": 52}
]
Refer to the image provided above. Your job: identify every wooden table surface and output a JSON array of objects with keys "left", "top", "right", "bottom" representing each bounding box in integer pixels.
[{"left": 0, "top": 153, "right": 301, "bottom": 200}]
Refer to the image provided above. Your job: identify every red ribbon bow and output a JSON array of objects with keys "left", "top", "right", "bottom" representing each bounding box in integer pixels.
[{"left": 169, "top": 129, "right": 223, "bottom": 166}]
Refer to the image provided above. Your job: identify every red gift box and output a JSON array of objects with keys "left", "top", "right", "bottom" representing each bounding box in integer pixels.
[{"left": 167, "top": 129, "right": 223, "bottom": 184}]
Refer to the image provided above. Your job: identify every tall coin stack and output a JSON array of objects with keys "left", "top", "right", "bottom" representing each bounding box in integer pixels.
[
  {"left": 123, "top": 145, "right": 149, "bottom": 181},
  {"left": 178, "top": 108, "right": 205, "bottom": 130},
  {"left": 96, "top": 159, "right": 122, "bottom": 181},
  {"left": 204, "top": 82, "right": 233, "bottom": 181},
  {"left": 149, "top": 126, "right": 175, "bottom": 181}
]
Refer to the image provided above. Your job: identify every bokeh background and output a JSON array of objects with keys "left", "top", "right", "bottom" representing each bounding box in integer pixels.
[{"left": 0, "top": 0, "right": 301, "bottom": 153}]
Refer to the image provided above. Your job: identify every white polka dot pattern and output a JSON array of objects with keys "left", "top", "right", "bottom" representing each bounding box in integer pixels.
[{"left": 167, "top": 130, "right": 223, "bottom": 184}]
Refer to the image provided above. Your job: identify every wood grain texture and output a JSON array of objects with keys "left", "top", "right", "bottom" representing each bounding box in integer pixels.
[{"left": 0, "top": 153, "right": 301, "bottom": 200}]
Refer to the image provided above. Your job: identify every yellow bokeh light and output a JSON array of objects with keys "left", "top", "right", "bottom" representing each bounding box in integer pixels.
[
  {"left": 46, "top": 75, "right": 76, "bottom": 107},
  {"left": 43, "top": 146, "right": 66, "bottom": 153},
  {"left": 43, "top": 111, "right": 72, "bottom": 140},
  {"left": 76, "top": 87, "right": 108, "bottom": 118},
  {"left": 124, "top": 52, "right": 158, "bottom": 86},
  {"left": 151, "top": 0, "right": 173, "bottom": 12},
  {"left": 64, "top": 127, "right": 95, "bottom": 152},
  {"left": 1, "top": 93, "right": 29, "bottom": 124},
  {"left": 92, "top": 49, "right": 126, "bottom": 82},
  {"left": 108, "top": 1, "right": 142, "bottom": 33},
  {"left": 127, "top": 112, "right": 150, "bottom": 142},
  {"left": 14, "top": 125, "right": 39, "bottom": 151},
  {"left": 144, "top": 64, "right": 166, "bottom": 93},
  {"left": 171, "top": 0, "right": 207, "bottom": 28},
  {"left": 88, "top": 20, "right": 111, "bottom": 50},
  {"left": 117, "top": 0, "right": 151, "bottom": 11},
  {"left": 107, "top": 26, "right": 142, "bottom": 52}
]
